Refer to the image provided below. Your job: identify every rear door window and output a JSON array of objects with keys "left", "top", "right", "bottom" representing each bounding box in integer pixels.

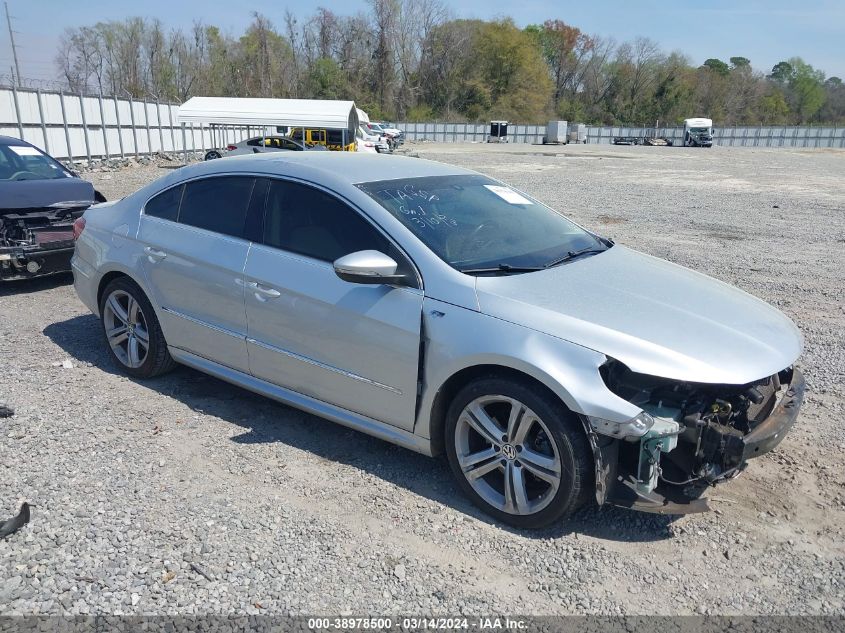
[{"left": 179, "top": 177, "right": 256, "bottom": 239}]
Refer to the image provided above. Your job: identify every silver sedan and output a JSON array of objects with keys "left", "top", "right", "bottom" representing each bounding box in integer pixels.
[
  {"left": 71, "top": 153, "right": 804, "bottom": 528},
  {"left": 204, "top": 136, "right": 325, "bottom": 160}
]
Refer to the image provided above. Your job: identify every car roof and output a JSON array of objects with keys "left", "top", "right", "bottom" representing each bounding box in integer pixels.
[
  {"left": 0, "top": 135, "right": 31, "bottom": 147},
  {"left": 174, "top": 152, "right": 476, "bottom": 186}
]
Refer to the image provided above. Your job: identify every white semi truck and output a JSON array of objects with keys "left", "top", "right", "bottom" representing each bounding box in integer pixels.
[{"left": 683, "top": 118, "right": 714, "bottom": 147}]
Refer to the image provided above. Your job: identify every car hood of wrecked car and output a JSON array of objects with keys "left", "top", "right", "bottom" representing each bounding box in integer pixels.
[
  {"left": 0, "top": 178, "right": 94, "bottom": 212},
  {"left": 473, "top": 245, "right": 802, "bottom": 385}
]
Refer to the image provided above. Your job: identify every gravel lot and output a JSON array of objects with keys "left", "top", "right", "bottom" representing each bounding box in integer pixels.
[{"left": 1, "top": 144, "right": 843, "bottom": 616}]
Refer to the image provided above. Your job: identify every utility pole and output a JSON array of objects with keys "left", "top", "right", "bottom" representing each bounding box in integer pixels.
[{"left": 4, "top": 2, "right": 21, "bottom": 87}]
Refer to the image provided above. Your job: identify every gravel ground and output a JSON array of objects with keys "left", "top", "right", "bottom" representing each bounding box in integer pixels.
[{"left": 0, "top": 144, "right": 843, "bottom": 616}]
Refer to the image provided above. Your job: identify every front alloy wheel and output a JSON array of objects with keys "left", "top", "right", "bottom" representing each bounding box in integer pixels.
[
  {"left": 445, "top": 377, "right": 592, "bottom": 528},
  {"left": 455, "top": 396, "right": 561, "bottom": 515}
]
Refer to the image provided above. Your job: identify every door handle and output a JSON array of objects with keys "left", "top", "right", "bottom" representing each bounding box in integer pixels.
[
  {"left": 144, "top": 247, "right": 167, "bottom": 260},
  {"left": 254, "top": 284, "right": 281, "bottom": 298},
  {"left": 237, "top": 278, "right": 280, "bottom": 299}
]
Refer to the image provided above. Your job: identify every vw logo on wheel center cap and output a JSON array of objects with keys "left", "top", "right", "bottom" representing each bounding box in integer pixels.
[{"left": 501, "top": 444, "right": 517, "bottom": 460}]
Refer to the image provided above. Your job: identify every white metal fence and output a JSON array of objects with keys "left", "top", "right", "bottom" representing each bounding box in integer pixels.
[
  {"left": 395, "top": 122, "right": 845, "bottom": 147},
  {"left": 5, "top": 85, "right": 844, "bottom": 159},
  {"left": 0, "top": 86, "right": 251, "bottom": 164}
]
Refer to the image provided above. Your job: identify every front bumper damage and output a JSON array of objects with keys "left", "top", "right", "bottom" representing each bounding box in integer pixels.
[
  {"left": 1, "top": 205, "right": 85, "bottom": 281},
  {"left": 0, "top": 242, "right": 75, "bottom": 280},
  {"left": 586, "top": 367, "right": 805, "bottom": 514}
]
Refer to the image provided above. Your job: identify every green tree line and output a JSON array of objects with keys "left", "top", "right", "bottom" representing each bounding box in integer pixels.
[{"left": 55, "top": 1, "right": 845, "bottom": 125}]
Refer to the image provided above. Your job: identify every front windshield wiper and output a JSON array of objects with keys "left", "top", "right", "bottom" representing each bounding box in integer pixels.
[
  {"left": 460, "top": 263, "right": 546, "bottom": 275},
  {"left": 544, "top": 245, "right": 609, "bottom": 269}
]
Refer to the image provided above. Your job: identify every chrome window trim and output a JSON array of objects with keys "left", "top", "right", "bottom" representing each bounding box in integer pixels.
[
  {"left": 141, "top": 171, "right": 262, "bottom": 219},
  {"left": 141, "top": 214, "right": 254, "bottom": 248},
  {"left": 245, "top": 241, "right": 423, "bottom": 298},
  {"left": 140, "top": 171, "right": 423, "bottom": 290}
]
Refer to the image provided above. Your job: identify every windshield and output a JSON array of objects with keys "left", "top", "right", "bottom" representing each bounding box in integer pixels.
[
  {"left": 358, "top": 175, "right": 606, "bottom": 273},
  {"left": 0, "top": 144, "right": 71, "bottom": 181},
  {"left": 689, "top": 127, "right": 711, "bottom": 134}
]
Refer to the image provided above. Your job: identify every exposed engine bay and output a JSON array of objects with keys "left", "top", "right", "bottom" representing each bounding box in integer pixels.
[
  {"left": 0, "top": 206, "right": 86, "bottom": 280},
  {"left": 595, "top": 360, "right": 804, "bottom": 513}
]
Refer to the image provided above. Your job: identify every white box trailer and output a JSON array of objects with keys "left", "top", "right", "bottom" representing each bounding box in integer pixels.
[
  {"left": 544, "top": 120, "right": 568, "bottom": 144},
  {"left": 568, "top": 123, "right": 587, "bottom": 144}
]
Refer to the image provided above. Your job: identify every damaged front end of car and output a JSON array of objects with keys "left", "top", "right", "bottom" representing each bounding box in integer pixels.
[
  {"left": 584, "top": 360, "right": 805, "bottom": 514},
  {"left": 0, "top": 203, "right": 91, "bottom": 280}
]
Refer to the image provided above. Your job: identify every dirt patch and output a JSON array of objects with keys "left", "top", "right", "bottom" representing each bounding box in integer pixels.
[{"left": 597, "top": 214, "right": 628, "bottom": 225}]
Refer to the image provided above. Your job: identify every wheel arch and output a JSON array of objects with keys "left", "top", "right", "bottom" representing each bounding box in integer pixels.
[
  {"left": 425, "top": 362, "right": 583, "bottom": 458},
  {"left": 96, "top": 268, "right": 151, "bottom": 314}
]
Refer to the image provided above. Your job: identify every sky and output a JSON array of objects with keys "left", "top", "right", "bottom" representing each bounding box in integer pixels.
[{"left": 2, "top": 0, "right": 844, "bottom": 85}]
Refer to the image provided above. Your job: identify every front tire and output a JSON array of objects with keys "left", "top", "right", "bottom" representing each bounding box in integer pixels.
[
  {"left": 99, "top": 277, "right": 175, "bottom": 378},
  {"left": 445, "top": 377, "right": 593, "bottom": 529}
]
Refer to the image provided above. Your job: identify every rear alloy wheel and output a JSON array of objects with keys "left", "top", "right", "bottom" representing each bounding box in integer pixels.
[
  {"left": 445, "top": 378, "right": 592, "bottom": 528},
  {"left": 103, "top": 289, "right": 150, "bottom": 369},
  {"left": 99, "top": 278, "right": 175, "bottom": 378}
]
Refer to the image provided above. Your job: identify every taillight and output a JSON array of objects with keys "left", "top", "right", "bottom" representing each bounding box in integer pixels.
[
  {"left": 72, "top": 217, "right": 86, "bottom": 241},
  {"left": 226, "top": 144, "right": 237, "bottom": 151}
]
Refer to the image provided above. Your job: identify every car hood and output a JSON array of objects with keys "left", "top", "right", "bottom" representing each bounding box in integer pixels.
[
  {"left": 474, "top": 245, "right": 802, "bottom": 385},
  {"left": 0, "top": 178, "right": 94, "bottom": 212}
]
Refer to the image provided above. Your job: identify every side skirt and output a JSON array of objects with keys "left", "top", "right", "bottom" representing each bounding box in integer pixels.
[{"left": 169, "top": 347, "right": 434, "bottom": 456}]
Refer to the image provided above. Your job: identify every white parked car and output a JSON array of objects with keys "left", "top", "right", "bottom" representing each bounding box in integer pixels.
[
  {"left": 375, "top": 122, "right": 404, "bottom": 146},
  {"left": 356, "top": 127, "right": 390, "bottom": 154}
]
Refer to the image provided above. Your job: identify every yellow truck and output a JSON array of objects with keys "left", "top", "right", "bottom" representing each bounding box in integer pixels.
[{"left": 289, "top": 128, "right": 356, "bottom": 152}]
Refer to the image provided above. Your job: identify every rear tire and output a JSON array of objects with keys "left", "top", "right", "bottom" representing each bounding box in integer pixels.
[
  {"left": 99, "top": 277, "right": 175, "bottom": 379},
  {"left": 444, "top": 376, "right": 593, "bottom": 529}
]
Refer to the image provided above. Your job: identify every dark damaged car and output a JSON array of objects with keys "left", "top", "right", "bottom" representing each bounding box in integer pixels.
[{"left": 0, "top": 135, "right": 104, "bottom": 281}]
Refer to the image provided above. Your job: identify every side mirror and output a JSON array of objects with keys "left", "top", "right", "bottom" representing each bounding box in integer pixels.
[{"left": 333, "top": 250, "right": 405, "bottom": 285}]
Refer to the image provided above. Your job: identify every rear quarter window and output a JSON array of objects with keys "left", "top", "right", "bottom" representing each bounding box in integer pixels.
[{"left": 144, "top": 185, "right": 183, "bottom": 221}]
